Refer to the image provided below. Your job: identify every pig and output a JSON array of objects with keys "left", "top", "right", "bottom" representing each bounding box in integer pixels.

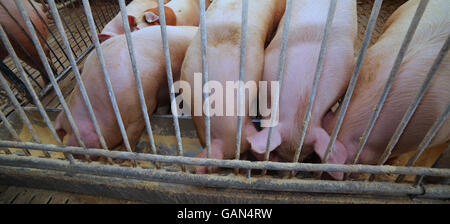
[
  {"left": 97, "top": 0, "right": 170, "bottom": 42},
  {"left": 143, "top": 0, "right": 210, "bottom": 26},
  {"left": 55, "top": 26, "right": 198, "bottom": 156},
  {"left": 320, "top": 0, "right": 450, "bottom": 179},
  {"left": 0, "top": 0, "right": 52, "bottom": 84},
  {"left": 181, "top": 0, "right": 287, "bottom": 173},
  {"left": 246, "top": 0, "right": 357, "bottom": 176}
]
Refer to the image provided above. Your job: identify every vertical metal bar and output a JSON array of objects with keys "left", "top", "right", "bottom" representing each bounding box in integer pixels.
[
  {"left": 394, "top": 103, "right": 450, "bottom": 183},
  {"left": 414, "top": 143, "right": 450, "bottom": 187},
  {"left": 318, "top": 0, "right": 384, "bottom": 179},
  {"left": 260, "top": 0, "right": 293, "bottom": 177},
  {"left": 350, "top": 0, "right": 429, "bottom": 169},
  {"left": 48, "top": 0, "right": 113, "bottom": 163},
  {"left": 81, "top": 0, "right": 136, "bottom": 166},
  {"left": 157, "top": 0, "right": 184, "bottom": 171},
  {"left": 118, "top": 0, "right": 159, "bottom": 168},
  {"left": 234, "top": 0, "right": 249, "bottom": 175},
  {"left": 288, "top": 0, "right": 337, "bottom": 177},
  {"left": 378, "top": 35, "right": 450, "bottom": 168},
  {"left": 0, "top": 109, "right": 19, "bottom": 154},
  {"left": 198, "top": 0, "right": 211, "bottom": 172},
  {"left": 0, "top": 25, "right": 76, "bottom": 163},
  {"left": 14, "top": 0, "right": 89, "bottom": 159}
]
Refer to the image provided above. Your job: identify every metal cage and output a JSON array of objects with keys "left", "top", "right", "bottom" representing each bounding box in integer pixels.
[{"left": 0, "top": 0, "right": 449, "bottom": 204}]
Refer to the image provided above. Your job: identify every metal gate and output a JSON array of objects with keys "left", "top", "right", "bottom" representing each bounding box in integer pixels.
[{"left": 0, "top": 0, "right": 449, "bottom": 203}]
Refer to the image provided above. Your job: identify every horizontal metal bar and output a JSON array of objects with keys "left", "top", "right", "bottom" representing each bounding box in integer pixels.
[
  {"left": 2, "top": 154, "right": 450, "bottom": 198},
  {"left": 1, "top": 140, "right": 450, "bottom": 177}
]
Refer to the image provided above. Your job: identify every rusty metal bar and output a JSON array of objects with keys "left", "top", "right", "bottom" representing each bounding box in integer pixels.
[
  {"left": 118, "top": 0, "right": 158, "bottom": 168},
  {"left": 350, "top": 0, "right": 430, "bottom": 168},
  {"left": 48, "top": 0, "right": 111, "bottom": 163},
  {"left": 14, "top": 0, "right": 88, "bottom": 159},
  {"left": 321, "top": 0, "right": 383, "bottom": 180},
  {"left": 157, "top": 0, "right": 184, "bottom": 171},
  {"left": 198, "top": 0, "right": 211, "bottom": 167},
  {"left": 234, "top": 0, "right": 249, "bottom": 175},
  {"left": 1, "top": 154, "right": 450, "bottom": 198},
  {"left": 261, "top": 0, "right": 293, "bottom": 176},
  {"left": 81, "top": 0, "right": 136, "bottom": 166},
  {"left": 290, "top": 0, "right": 337, "bottom": 177},
  {"left": 1, "top": 140, "right": 449, "bottom": 178}
]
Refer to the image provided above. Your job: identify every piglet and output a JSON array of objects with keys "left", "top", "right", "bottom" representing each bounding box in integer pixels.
[
  {"left": 321, "top": 0, "right": 450, "bottom": 179},
  {"left": 55, "top": 26, "right": 198, "bottom": 156},
  {"left": 247, "top": 0, "right": 357, "bottom": 176},
  {"left": 143, "top": 0, "right": 211, "bottom": 26},
  {"left": 181, "top": 0, "right": 286, "bottom": 173},
  {"left": 0, "top": 0, "right": 52, "bottom": 84},
  {"left": 98, "top": 0, "right": 170, "bottom": 42}
]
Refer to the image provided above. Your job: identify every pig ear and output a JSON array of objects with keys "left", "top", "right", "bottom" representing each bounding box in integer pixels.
[
  {"left": 127, "top": 15, "right": 139, "bottom": 31},
  {"left": 312, "top": 128, "right": 348, "bottom": 180},
  {"left": 247, "top": 127, "right": 282, "bottom": 156},
  {"left": 144, "top": 11, "right": 160, "bottom": 23},
  {"left": 98, "top": 33, "right": 112, "bottom": 43}
]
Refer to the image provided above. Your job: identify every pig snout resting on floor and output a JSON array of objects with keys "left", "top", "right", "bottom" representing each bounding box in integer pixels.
[
  {"left": 98, "top": 0, "right": 170, "bottom": 42},
  {"left": 55, "top": 26, "right": 198, "bottom": 158},
  {"left": 322, "top": 0, "right": 450, "bottom": 179},
  {"left": 181, "top": 0, "right": 286, "bottom": 174},
  {"left": 247, "top": 0, "right": 357, "bottom": 174},
  {"left": 0, "top": 0, "right": 52, "bottom": 84},
  {"left": 143, "top": 0, "right": 211, "bottom": 27}
]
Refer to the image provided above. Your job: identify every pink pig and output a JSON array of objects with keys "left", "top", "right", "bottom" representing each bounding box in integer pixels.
[
  {"left": 143, "top": 0, "right": 211, "bottom": 27},
  {"left": 0, "top": 0, "right": 51, "bottom": 84},
  {"left": 181, "top": 0, "right": 286, "bottom": 173},
  {"left": 55, "top": 26, "right": 198, "bottom": 155},
  {"left": 97, "top": 0, "right": 170, "bottom": 42},
  {"left": 247, "top": 0, "right": 357, "bottom": 175},
  {"left": 321, "top": 0, "right": 450, "bottom": 179}
]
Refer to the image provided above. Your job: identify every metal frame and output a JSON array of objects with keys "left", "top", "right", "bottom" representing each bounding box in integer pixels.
[{"left": 0, "top": 0, "right": 449, "bottom": 201}]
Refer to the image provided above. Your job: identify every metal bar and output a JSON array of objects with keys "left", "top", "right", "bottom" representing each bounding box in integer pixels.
[
  {"left": 290, "top": 0, "right": 337, "bottom": 177},
  {"left": 3, "top": 154, "right": 450, "bottom": 198},
  {"left": 38, "top": 44, "right": 94, "bottom": 98},
  {"left": 0, "top": 1, "right": 47, "bottom": 78},
  {"left": 234, "top": 0, "right": 249, "bottom": 175},
  {"left": 261, "top": 0, "right": 293, "bottom": 176},
  {"left": 0, "top": 110, "right": 20, "bottom": 154},
  {"left": 157, "top": 0, "right": 184, "bottom": 171},
  {"left": 118, "top": 0, "right": 158, "bottom": 168},
  {"left": 69, "top": 0, "right": 93, "bottom": 44},
  {"left": 14, "top": 0, "right": 88, "bottom": 158},
  {"left": 0, "top": 25, "right": 76, "bottom": 163},
  {"left": 414, "top": 143, "right": 450, "bottom": 187},
  {"left": 51, "top": 0, "right": 87, "bottom": 53},
  {"left": 81, "top": 0, "right": 136, "bottom": 166},
  {"left": 378, "top": 35, "right": 450, "bottom": 168},
  {"left": 198, "top": 0, "right": 211, "bottom": 172},
  {"left": 49, "top": 0, "right": 113, "bottom": 163},
  {"left": 350, "top": 0, "right": 430, "bottom": 168},
  {"left": 394, "top": 103, "right": 450, "bottom": 183},
  {"left": 2, "top": 140, "right": 449, "bottom": 177},
  {"left": 31, "top": 0, "right": 79, "bottom": 59},
  {"left": 319, "top": 0, "right": 383, "bottom": 179},
  {"left": 1, "top": 32, "right": 43, "bottom": 89}
]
